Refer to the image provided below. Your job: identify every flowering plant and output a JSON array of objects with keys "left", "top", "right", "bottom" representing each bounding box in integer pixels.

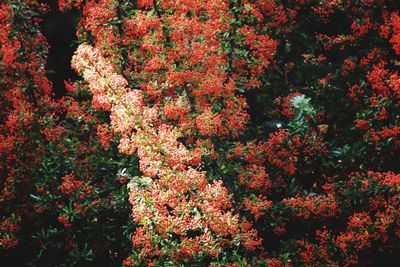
[{"left": 1, "top": 0, "right": 399, "bottom": 266}]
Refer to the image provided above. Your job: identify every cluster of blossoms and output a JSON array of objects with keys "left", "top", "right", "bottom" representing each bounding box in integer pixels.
[
  {"left": 72, "top": 41, "right": 261, "bottom": 264},
  {"left": 1, "top": 0, "right": 400, "bottom": 266}
]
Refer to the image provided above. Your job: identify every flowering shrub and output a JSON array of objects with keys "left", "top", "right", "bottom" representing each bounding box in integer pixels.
[{"left": 1, "top": 0, "right": 399, "bottom": 266}]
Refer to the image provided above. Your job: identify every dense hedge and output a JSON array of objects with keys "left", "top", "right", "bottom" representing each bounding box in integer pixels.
[{"left": 1, "top": 0, "right": 399, "bottom": 266}]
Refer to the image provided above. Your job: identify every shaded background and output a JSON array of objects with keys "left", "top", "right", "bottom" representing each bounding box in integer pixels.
[{"left": 40, "top": 0, "right": 80, "bottom": 98}]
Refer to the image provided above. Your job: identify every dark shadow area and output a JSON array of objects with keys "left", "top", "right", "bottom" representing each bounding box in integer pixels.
[{"left": 40, "top": 0, "right": 80, "bottom": 98}]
